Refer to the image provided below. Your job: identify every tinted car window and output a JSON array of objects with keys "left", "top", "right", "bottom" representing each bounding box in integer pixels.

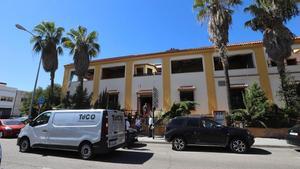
[
  {"left": 170, "top": 119, "right": 185, "bottom": 126},
  {"left": 187, "top": 118, "right": 201, "bottom": 127},
  {"left": 201, "top": 119, "right": 218, "bottom": 128}
]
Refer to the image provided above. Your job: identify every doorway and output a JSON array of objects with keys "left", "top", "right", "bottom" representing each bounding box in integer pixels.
[{"left": 137, "top": 95, "right": 152, "bottom": 117}]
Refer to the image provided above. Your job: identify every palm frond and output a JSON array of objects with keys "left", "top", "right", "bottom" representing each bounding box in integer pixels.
[
  {"left": 54, "top": 27, "right": 65, "bottom": 44},
  {"left": 32, "top": 42, "right": 42, "bottom": 53},
  {"left": 62, "top": 37, "right": 74, "bottom": 48},
  {"left": 57, "top": 46, "right": 63, "bottom": 55},
  {"left": 68, "top": 29, "right": 80, "bottom": 41},
  {"left": 226, "top": 0, "right": 242, "bottom": 6},
  {"left": 90, "top": 43, "right": 100, "bottom": 53},
  {"left": 34, "top": 23, "right": 47, "bottom": 36},
  {"left": 87, "top": 31, "right": 98, "bottom": 43},
  {"left": 78, "top": 26, "right": 87, "bottom": 40},
  {"left": 88, "top": 49, "right": 98, "bottom": 58}
]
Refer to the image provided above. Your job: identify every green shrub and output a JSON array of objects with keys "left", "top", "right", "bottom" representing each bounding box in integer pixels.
[
  {"left": 93, "top": 89, "right": 121, "bottom": 110},
  {"left": 161, "top": 101, "right": 197, "bottom": 120},
  {"left": 227, "top": 82, "right": 299, "bottom": 128}
]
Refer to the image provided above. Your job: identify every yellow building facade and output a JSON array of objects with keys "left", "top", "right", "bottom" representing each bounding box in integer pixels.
[{"left": 62, "top": 38, "right": 300, "bottom": 116}]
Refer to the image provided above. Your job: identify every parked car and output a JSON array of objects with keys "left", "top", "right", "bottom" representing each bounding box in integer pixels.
[
  {"left": 165, "top": 116, "right": 254, "bottom": 153},
  {"left": 17, "top": 109, "right": 126, "bottom": 160},
  {"left": 14, "top": 116, "right": 30, "bottom": 124},
  {"left": 0, "top": 119, "right": 25, "bottom": 138},
  {"left": 286, "top": 124, "right": 300, "bottom": 146}
]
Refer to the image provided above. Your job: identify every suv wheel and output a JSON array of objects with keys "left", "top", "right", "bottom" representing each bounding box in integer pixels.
[
  {"left": 19, "top": 137, "right": 30, "bottom": 152},
  {"left": 230, "top": 138, "right": 248, "bottom": 153},
  {"left": 79, "top": 142, "right": 93, "bottom": 160},
  {"left": 172, "top": 137, "right": 186, "bottom": 151}
]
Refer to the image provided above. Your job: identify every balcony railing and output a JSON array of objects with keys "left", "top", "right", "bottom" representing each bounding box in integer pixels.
[{"left": 133, "top": 72, "right": 162, "bottom": 77}]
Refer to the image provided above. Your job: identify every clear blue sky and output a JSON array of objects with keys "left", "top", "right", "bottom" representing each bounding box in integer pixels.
[{"left": 0, "top": 0, "right": 299, "bottom": 91}]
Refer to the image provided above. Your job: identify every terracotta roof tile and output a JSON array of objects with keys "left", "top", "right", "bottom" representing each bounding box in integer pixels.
[{"left": 65, "top": 37, "right": 300, "bottom": 67}]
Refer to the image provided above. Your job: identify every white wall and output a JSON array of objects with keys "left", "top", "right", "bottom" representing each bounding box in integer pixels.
[
  {"left": 69, "top": 81, "right": 94, "bottom": 96},
  {"left": 99, "top": 62, "right": 126, "bottom": 109},
  {"left": 213, "top": 49, "right": 258, "bottom": 77},
  {"left": 99, "top": 78, "right": 125, "bottom": 109},
  {"left": 212, "top": 49, "right": 260, "bottom": 111},
  {"left": 170, "top": 54, "right": 208, "bottom": 115},
  {"left": 12, "top": 90, "right": 28, "bottom": 116},
  {"left": 0, "top": 85, "right": 17, "bottom": 109},
  {"left": 131, "top": 59, "right": 163, "bottom": 111},
  {"left": 268, "top": 72, "right": 300, "bottom": 106},
  {"left": 132, "top": 75, "right": 163, "bottom": 111},
  {"left": 215, "top": 76, "right": 260, "bottom": 111},
  {"left": 266, "top": 44, "right": 300, "bottom": 106}
]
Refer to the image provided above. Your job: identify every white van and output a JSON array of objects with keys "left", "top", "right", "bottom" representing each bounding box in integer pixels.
[{"left": 17, "top": 109, "right": 125, "bottom": 159}]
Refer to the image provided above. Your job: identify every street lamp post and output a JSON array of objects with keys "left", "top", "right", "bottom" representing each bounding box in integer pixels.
[{"left": 15, "top": 24, "right": 42, "bottom": 119}]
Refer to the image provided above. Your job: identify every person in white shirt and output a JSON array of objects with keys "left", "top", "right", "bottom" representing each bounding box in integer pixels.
[
  {"left": 148, "top": 114, "right": 153, "bottom": 137},
  {"left": 126, "top": 119, "right": 130, "bottom": 130}
]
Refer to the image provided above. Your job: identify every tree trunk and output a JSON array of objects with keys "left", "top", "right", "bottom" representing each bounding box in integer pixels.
[
  {"left": 220, "top": 46, "right": 232, "bottom": 113},
  {"left": 50, "top": 71, "right": 55, "bottom": 107},
  {"left": 277, "top": 62, "right": 289, "bottom": 107},
  {"left": 79, "top": 76, "right": 84, "bottom": 93}
]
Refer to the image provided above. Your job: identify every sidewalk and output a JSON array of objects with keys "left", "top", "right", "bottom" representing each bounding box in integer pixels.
[{"left": 137, "top": 136, "right": 297, "bottom": 148}]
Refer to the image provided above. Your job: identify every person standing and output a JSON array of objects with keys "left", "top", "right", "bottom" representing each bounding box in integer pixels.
[
  {"left": 128, "top": 112, "right": 132, "bottom": 126},
  {"left": 143, "top": 103, "right": 148, "bottom": 117},
  {"left": 148, "top": 115, "right": 153, "bottom": 137},
  {"left": 135, "top": 116, "right": 142, "bottom": 132}
]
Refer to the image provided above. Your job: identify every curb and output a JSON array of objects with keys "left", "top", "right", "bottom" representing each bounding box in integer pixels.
[
  {"left": 138, "top": 140, "right": 170, "bottom": 145},
  {"left": 138, "top": 140, "right": 297, "bottom": 149},
  {"left": 252, "top": 145, "right": 297, "bottom": 149}
]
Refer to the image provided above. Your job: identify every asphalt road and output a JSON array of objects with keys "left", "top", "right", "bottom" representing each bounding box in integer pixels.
[{"left": 0, "top": 138, "right": 300, "bottom": 169}]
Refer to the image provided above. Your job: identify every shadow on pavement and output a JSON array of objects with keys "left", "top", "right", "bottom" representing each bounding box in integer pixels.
[
  {"left": 27, "top": 148, "right": 153, "bottom": 164},
  {"left": 295, "top": 149, "right": 300, "bottom": 153},
  {"left": 123, "top": 143, "right": 150, "bottom": 151},
  {"left": 183, "top": 146, "right": 271, "bottom": 155},
  {"left": 0, "top": 137, "right": 18, "bottom": 139},
  {"left": 93, "top": 150, "right": 153, "bottom": 164}
]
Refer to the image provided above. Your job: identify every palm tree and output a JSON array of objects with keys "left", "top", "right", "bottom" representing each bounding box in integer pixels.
[
  {"left": 194, "top": 0, "right": 242, "bottom": 113},
  {"left": 245, "top": 0, "right": 299, "bottom": 106},
  {"left": 62, "top": 26, "right": 100, "bottom": 92},
  {"left": 31, "top": 21, "right": 64, "bottom": 105}
]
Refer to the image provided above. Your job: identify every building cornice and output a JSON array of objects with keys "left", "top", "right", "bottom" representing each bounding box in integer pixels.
[{"left": 64, "top": 37, "right": 300, "bottom": 68}]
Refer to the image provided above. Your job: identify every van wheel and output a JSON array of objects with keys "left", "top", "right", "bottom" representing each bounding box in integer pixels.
[
  {"left": 172, "top": 137, "right": 186, "bottom": 151},
  {"left": 229, "top": 138, "right": 248, "bottom": 153},
  {"left": 19, "top": 137, "right": 30, "bottom": 152},
  {"left": 79, "top": 142, "right": 93, "bottom": 160}
]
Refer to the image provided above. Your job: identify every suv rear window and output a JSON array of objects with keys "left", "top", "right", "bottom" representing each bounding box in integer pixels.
[
  {"left": 170, "top": 119, "right": 185, "bottom": 126},
  {"left": 187, "top": 118, "right": 202, "bottom": 127}
]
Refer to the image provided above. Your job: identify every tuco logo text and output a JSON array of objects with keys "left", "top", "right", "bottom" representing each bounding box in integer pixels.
[{"left": 79, "top": 114, "right": 96, "bottom": 120}]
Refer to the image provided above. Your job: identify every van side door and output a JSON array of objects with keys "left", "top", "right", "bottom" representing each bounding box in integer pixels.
[{"left": 30, "top": 112, "right": 52, "bottom": 146}]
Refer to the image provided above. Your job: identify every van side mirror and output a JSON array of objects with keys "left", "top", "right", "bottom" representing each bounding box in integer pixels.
[{"left": 29, "top": 121, "right": 35, "bottom": 127}]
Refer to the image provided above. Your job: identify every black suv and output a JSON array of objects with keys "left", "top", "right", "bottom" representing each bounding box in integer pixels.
[
  {"left": 165, "top": 116, "right": 254, "bottom": 153},
  {"left": 286, "top": 124, "right": 300, "bottom": 146}
]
